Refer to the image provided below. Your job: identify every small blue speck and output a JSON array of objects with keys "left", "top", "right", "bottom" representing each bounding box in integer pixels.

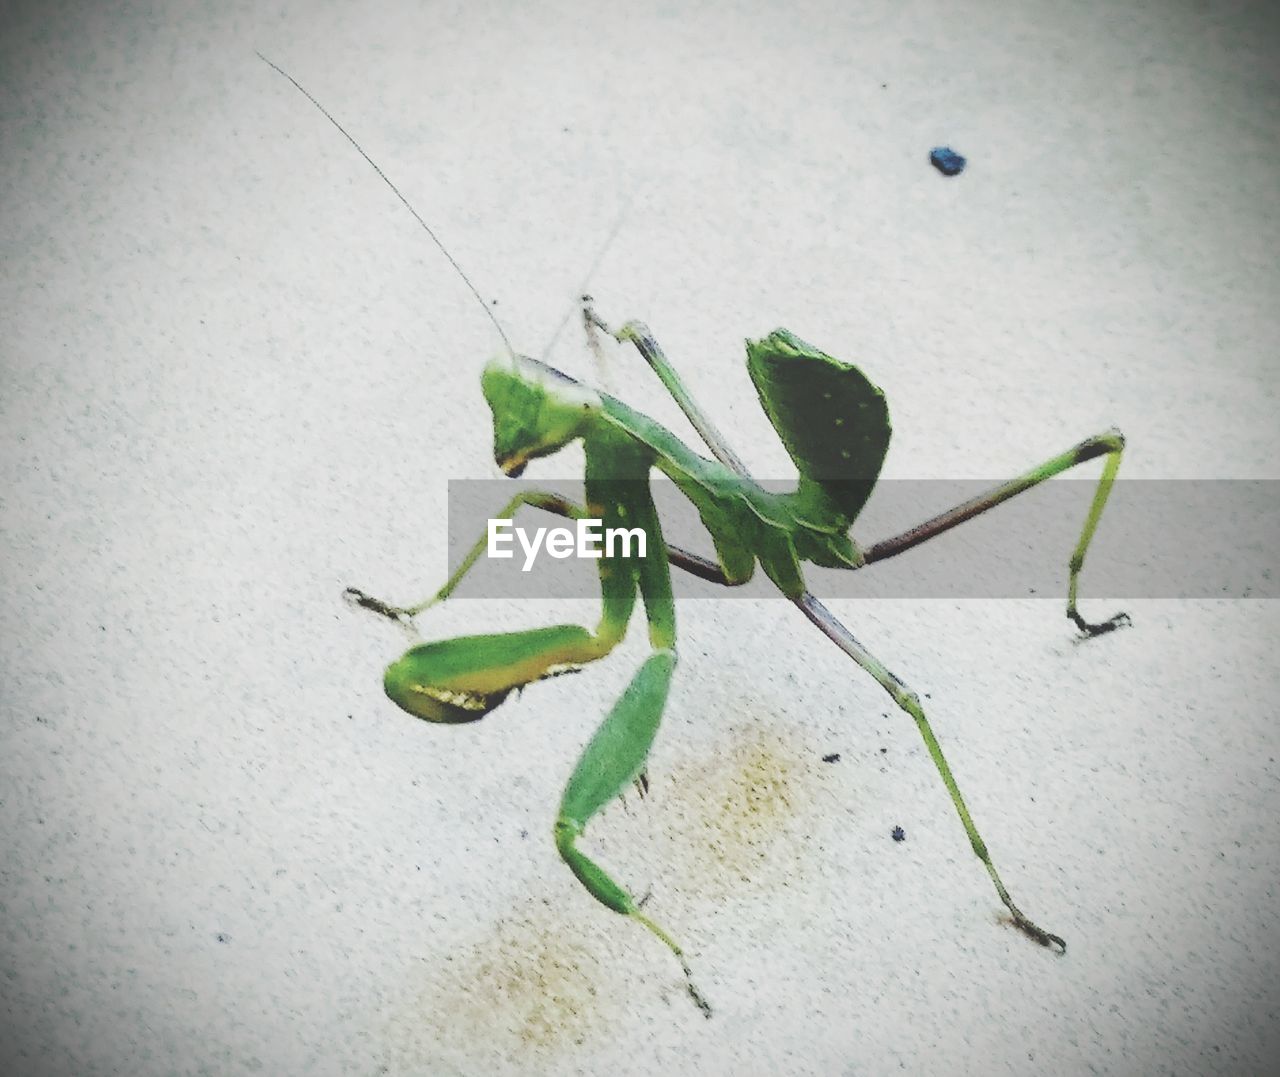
[{"left": 930, "top": 147, "right": 966, "bottom": 176}]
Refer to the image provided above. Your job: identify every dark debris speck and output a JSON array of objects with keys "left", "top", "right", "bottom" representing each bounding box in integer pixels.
[
  {"left": 929, "top": 147, "right": 966, "bottom": 176},
  {"left": 891, "top": 826, "right": 906, "bottom": 842}
]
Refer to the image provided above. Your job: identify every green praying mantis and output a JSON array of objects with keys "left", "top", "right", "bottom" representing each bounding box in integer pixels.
[{"left": 262, "top": 56, "right": 1130, "bottom": 1016}]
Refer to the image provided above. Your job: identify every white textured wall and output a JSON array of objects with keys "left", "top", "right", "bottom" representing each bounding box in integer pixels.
[{"left": 2, "top": 1, "right": 1277, "bottom": 1074}]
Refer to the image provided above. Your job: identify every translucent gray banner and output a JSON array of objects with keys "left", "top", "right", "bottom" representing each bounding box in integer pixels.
[{"left": 444, "top": 479, "right": 1278, "bottom": 600}]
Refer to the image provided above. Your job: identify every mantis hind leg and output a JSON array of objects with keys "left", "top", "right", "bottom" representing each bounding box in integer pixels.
[
  {"left": 798, "top": 595, "right": 1066, "bottom": 951},
  {"left": 861, "top": 430, "right": 1130, "bottom": 637}
]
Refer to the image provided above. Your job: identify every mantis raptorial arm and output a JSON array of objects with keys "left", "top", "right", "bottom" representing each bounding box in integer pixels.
[
  {"left": 348, "top": 488, "right": 631, "bottom": 723},
  {"left": 349, "top": 447, "right": 711, "bottom": 1010},
  {"left": 554, "top": 647, "right": 714, "bottom": 1017}
]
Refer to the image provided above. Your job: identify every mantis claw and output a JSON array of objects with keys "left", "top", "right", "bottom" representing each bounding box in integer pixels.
[
  {"left": 997, "top": 890, "right": 1066, "bottom": 953},
  {"left": 344, "top": 587, "right": 420, "bottom": 629},
  {"left": 686, "top": 980, "right": 714, "bottom": 1020},
  {"left": 1017, "top": 917, "right": 1067, "bottom": 954},
  {"left": 1069, "top": 609, "right": 1131, "bottom": 639}
]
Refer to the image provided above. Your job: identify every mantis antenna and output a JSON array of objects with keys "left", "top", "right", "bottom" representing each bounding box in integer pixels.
[
  {"left": 536, "top": 194, "right": 635, "bottom": 364},
  {"left": 256, "top": 51, "right": 514, "bottom": 354}
]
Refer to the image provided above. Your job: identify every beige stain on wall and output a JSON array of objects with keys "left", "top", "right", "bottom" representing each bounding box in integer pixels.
[{"left": 382, "top": 708, "right": 856, "bottom": 1065}]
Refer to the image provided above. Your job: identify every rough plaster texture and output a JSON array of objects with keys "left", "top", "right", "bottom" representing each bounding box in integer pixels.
[{"left": 2, "top": 1, "right": 1278, "bottom": 1074}]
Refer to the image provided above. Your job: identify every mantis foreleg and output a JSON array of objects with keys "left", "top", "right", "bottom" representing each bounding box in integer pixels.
[
  {"left": 345, "top": 489, "right": 585, "bottom": 622},
  {"left": 348, "top": 441, "right": 710, "bottom": 1006},
  {"left": 554, "top": 648, "right": 712, "bottom": 1016},
  {"left": 350, "top": 489, "right": 631, "bottom": 723}
]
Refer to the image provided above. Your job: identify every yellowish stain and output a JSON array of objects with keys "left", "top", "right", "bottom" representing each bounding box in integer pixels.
[
  {"left": 385, "top": 914, "right": 620, "bottom": 1070},
  {"left": 468, "top": 927, "right": 596, "bottom": 1047},
  {"left": 380, "top": 720, "right": 838, "bottom": 1069},
  {"left": 659, "top": 720, "right": 823, "bottom": 902}
]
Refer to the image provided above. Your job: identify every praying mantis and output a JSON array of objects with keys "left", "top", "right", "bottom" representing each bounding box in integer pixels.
[{"left": 262, "top": 56, "right": 1130, "bottom": 1016}]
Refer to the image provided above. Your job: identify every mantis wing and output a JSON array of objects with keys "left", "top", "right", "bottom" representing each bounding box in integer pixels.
[{"left": 746, "top": 329, "right": 892, "bottom": 529}]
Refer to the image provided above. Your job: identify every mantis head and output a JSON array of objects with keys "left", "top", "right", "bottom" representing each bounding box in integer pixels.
[{"left": 481, "top": 352, "right": 601, "bottom": 477}]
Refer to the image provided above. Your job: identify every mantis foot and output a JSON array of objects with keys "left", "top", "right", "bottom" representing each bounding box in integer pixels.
[
  {"left": 344, "top": 587, "right": 415, "bottom": 625},
  {"left": 986, "top": 864, "right": 1066, "bottom": 953},
  {"left": 1007, "top": 906, "right": 1067, "bottom": 953},
  {"left": 581, "top": 294, "right": 615, "bottom": 338},
  {"left": 1069, "top": 609, "right": 1131, "bottom": 638},
  {"left": 687, "top": 980, "right": 713, "bottom": 1020}
]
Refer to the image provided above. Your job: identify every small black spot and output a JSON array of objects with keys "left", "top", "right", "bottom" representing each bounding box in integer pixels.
[
  {"left": 822, "top": 752, "right": 841, "bottom": 763},
  {"left": 215, "top": 932, "right": 231, "bottom": 944},
  {"left": 879, "top": 747, "right": 887, "bottom": 754},
  {"left": 891, "top": 826, "right": 906, "bottom": 842}
]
